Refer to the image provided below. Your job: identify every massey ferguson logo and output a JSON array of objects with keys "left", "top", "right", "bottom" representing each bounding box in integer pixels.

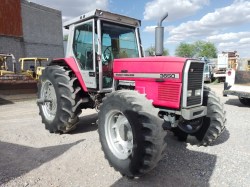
[{"left": 160, "top": 73, "right": 179, "bottom": 79}]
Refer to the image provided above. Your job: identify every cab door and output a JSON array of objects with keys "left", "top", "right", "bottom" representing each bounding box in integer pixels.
[{"left": 72, "top": 20, "right": 97, "bottom": 89}]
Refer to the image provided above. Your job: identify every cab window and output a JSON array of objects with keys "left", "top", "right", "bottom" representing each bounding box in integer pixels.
[{"left": 73, "top": 21, "right": 95, "bottom": 70}]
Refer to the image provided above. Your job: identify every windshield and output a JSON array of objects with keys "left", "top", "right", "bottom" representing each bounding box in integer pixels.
[
  {"left": 204, "top": 65, "right": 209, "bottom": 73},
  {"left": 101, "top": 22, "right": 139, "bottom": 63}
]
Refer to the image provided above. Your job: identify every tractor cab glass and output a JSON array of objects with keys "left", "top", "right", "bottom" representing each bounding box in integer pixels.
[
  {"left": 73, "top": 22, "right": 97, "bottom": 70},
  {"left": 101, "top": 22, "right": 139, "bottom": 62},
  {"left": 101, "top": 22, "right": 139, "bottom": 88}
]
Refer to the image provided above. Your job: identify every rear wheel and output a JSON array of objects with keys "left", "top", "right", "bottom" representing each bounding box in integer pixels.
[
  {"left": 239, "top": 97, "right": 250, "bottom": 106},
  {"left": 98, "top": 90, "right": 167, "bottom": 178},
  {"left": 38, "top": 65, "right": 84, "bottom": 133},
  {"left": 172, "top": 86, "right": 226, "bottom": 146}
]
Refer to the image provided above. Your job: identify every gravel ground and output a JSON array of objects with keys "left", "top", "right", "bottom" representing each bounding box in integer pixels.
[{"left": 0, "top": 83, "right": 250, "bottom": 187}]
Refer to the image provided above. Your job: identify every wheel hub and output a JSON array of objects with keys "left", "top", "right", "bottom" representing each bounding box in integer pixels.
[
  {"left": 105, "top": 110, "right": 133, "bottom": 160},
  {"left": 40, "top": 80, "right": 57, "bottom": 121},
  {"left": 178, "top": 117, "right": 203, "bottom": 134}
]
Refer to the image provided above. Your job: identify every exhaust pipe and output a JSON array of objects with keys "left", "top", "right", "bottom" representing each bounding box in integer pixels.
[{"left": 155, "top": 12, "right": 168, "bottom": 56}]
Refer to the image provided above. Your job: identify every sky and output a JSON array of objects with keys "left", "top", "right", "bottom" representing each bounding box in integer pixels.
[{"left": 29, "top": 0, "right": 250, "bottom": 57}]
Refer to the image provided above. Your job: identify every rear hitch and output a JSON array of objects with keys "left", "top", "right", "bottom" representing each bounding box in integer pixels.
[{"left": 37, "top": 98, "right": 52, "bottom": 105}]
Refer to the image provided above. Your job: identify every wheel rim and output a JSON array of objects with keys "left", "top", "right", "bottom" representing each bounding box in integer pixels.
[
  {"left": 105, "top": 110, "right": 133, "bottom": 160},
  {"left": 40, "top": 80, "right": 57, "bottom": 121}
]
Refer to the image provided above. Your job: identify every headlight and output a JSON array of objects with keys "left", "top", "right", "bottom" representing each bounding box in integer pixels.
[
  {"left": 195, "top": 89, "right": 201, "bottom": 96},
  {"left": 187, "top": 90, "right": 192, "bottom": 97}
]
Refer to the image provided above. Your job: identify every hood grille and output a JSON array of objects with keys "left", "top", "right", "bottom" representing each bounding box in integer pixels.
[{"left": 187, "top": 62, "right": 204, "bottom": 107}]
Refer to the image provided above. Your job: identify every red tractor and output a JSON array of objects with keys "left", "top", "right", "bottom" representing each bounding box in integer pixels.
[{"left": 37, "top": 10, "right": 226, "bottom": 178}]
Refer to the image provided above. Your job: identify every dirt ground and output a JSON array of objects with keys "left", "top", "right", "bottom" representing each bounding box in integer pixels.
[{"left": 0, "top": 83, "right": 250, "bottom": 187}]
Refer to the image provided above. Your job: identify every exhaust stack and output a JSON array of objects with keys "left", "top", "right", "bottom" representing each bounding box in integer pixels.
[{"left": 155, "top": 12, "right": 168, "bottom": 56}]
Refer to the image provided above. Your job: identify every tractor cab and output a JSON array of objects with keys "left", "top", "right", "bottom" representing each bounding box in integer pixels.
[{"left": 64, "top": 9, "right": 142, "bottom": 91}]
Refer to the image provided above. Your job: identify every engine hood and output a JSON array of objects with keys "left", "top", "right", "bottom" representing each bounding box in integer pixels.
[{"left": 113, "top": 56, "right": 189, "bottom": 82}]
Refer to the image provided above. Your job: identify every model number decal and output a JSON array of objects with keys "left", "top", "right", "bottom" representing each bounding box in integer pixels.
[{"left": 160, "top": 74, "right": 179, "bottom": 79}]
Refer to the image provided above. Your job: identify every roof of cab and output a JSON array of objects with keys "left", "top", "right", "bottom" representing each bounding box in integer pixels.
[{"left": 63, "top": 9, "right": 141, "bottom": 29}]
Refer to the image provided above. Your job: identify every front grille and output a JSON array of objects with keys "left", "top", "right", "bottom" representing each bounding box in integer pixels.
[
  {"left": 187, "top": 96, "right": 202, "bottom": 106},
  {"left": 158, "top": 84, "right": 180, "bottom": 102},
  {"left": 187, "top": 62, "right": 204, "bottom": 107}
]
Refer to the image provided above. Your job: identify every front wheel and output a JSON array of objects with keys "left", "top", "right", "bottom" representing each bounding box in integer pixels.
[
  {"left": 98, "top": 90, "right": 167, "bottom": 178},
  {"left": 172, "top": 86, "right": 226, "bottom": 146},
  {"left": 239, "top": 97, "right": 250, "bottom": 106}
]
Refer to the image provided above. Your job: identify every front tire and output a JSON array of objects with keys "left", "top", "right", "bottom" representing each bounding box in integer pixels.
[
  {"left": 38, "top": 65, "right": 83, "bottom": 133},
  {"left": 173, "top": 86, "right": 226, "bottom": 146},
  {"left": 98, "top": 90, "right": 167, "bottom": 178},
  {"left": 239, "top": 97, "right": 250, "bottom": 106}
]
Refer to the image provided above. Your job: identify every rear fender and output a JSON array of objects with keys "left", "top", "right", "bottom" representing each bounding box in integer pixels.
[{"left": 49, "top": 57, "right": 87, "bottom": 92}]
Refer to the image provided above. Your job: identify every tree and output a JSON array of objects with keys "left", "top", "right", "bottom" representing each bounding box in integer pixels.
[
  {"left": 194, "top": 41, "right": 217, "bottom": 58},
  {"left": 145, "top": 46, "right": 169, "bottom": 56},
  {"left": 175, "top": 43, "right": 195, "bottom": 57},
  {"left": 175, "top": 41, "right": 217, "bottom": 58}
]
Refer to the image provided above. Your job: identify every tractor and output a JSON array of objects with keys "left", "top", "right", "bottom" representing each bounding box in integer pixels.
[{"left": 37, "top": 10, "right": 226, "bottom": 178}]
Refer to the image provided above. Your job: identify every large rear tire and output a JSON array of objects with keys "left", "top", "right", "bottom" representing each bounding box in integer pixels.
[
  {"left": 38, "top": 65, "right": 83, "bottom": 133},
  {"left": 98, "top": 90, "right": 167, "bottom": 178},
  {"left": 172, "top": 86, "right": 226, "bottom": 146}
]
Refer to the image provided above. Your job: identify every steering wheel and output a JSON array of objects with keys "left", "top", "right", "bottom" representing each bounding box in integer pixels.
[{"left": 103, "top": 46, "right": 112, "bottom": 62}]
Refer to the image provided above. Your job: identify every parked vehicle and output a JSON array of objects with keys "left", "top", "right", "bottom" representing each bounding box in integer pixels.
[
  {"left": 0, "top": 54, "right": 37, "bottom": 95},
  {"left": 223, "top": 58, "right": 250, "bottom": 105},
  {"left": 214, "top": 51, "right": 238, "bottom": 82},
  {"left": 37, "top": 9, "right": 226, "bottom": 178},
  {"left": 0, "top": 53, "right": 16, "bottom": 75},
  {"left": 19, "top": 57, "right": 48, "bottom": 80},
  {"left": 203, "top": 63, "right": 213, "bottom": 83}
]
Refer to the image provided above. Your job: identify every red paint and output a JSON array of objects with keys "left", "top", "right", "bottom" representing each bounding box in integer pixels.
[
  {"left": 136, "top": 81, "right": 182, "bottom": 108},
  {"left": 0, "top": 0, "right": 23, "bottom": 37},
  {"left": 51, "top": 56, "right": 187, "bottom": 109},
  {"left": 114, "top": 56, "right": 186, "bottom": 82},
  {"left": 114, "top": 56, "right": 187, "bottom": 109},
  {"left": 51, "top": 58, "right": 87, "bottom": 92}
]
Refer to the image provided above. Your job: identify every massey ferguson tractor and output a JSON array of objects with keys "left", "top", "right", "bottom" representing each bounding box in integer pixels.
[{"left": 37, "top": 10, "right": 226, "bottom": 178}]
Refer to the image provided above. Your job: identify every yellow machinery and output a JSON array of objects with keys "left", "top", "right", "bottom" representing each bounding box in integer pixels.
[
  {"left": 19, "top": 57, "right": 48, "bottom": 80},
  {"left": 0, "top": 55, "right": 48, "bottom": 95},
  {"left": 0, "top": 54, "right": 16, "bottom": 76}
]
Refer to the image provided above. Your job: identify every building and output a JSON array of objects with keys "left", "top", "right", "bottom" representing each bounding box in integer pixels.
[{"left": 0, "top": 0, "right": 64, "bottom": 70}]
